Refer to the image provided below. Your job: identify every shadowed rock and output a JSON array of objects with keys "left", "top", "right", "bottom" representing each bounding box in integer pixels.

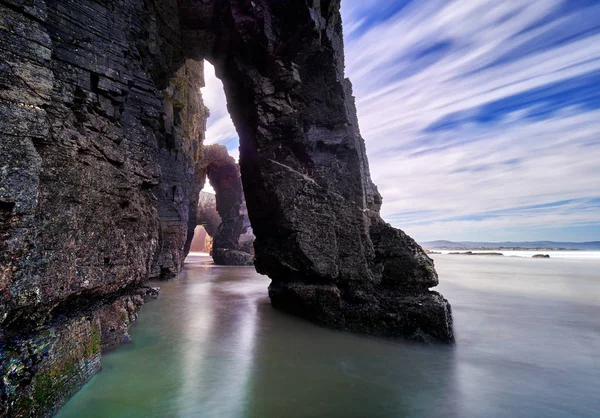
[
  {"left": 198, "top": 145, "right": 254, "bottom": 265},
  {"left": 203, "top": 0, "right": 453, "bottom": 343},
  {"left": 1, "top": 1, "right": 452, "bottom": 415}
]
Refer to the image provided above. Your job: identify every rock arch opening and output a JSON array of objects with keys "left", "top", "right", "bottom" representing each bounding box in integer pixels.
[
  {"left": 195, "top": 144, "right": 255, "bottom": 266},
  {"left": 182, "top": 61, "right": 255, "bottom": 266},
  {"left": 189, "top": 224, "right": 213, "bottom": 253},
  {"left": 178, "top": 1, "right": 454, "bottom": 343},
  {"left": 0, "top": 1, "right": 454, "bottom": 415}
]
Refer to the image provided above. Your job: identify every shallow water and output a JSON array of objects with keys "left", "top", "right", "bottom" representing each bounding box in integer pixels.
[{"left": 57, "top": 254, "right": 600, "bottom": 418}]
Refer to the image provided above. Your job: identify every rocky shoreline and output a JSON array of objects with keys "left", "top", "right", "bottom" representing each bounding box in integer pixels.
[{"left": 1, "top": 286, "right": 159, "bottom": 418}]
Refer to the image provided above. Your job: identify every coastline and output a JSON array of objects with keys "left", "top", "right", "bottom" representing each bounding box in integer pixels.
[{"left": 430, "top": 250, "right": 600, "bottom": 260}]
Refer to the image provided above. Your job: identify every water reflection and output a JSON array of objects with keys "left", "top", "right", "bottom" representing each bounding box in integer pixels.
[
  {"left": 175, "top": 262, "right": 259, "bottom": 417},
  {"left": 243, "top": 302, "right": 459, "bottom": 418},
  {"left": 56, "top": 254, "right": 600, "bottom": 418}
]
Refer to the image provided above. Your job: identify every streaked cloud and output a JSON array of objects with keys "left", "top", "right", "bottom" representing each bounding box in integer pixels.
[
  {"left": 202, "top": 63, "right": 238, "bottom": 150},
  {"left": 342, "top": 0, "right": 600, "bottom": 241},
  {"left": 201, "top": 0, "right": 600, "bottom": 241}
]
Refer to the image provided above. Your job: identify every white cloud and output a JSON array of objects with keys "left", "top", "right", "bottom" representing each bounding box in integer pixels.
[
  {"left": 198, "top": 2, "right": 600, "bottom": 241},
  {"left": 341, "top": 0, "right": 600, "bottom": 241},
  {"left": 202, "top": 62, "right": 238, "bottom": 148}
]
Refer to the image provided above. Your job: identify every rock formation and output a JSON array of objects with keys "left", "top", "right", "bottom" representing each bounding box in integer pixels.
[
  {"left": 194, "top": 187, "right": 255, "bottom": 262},
  {"left": 196, "top": 191, "right": 221, "bottom": 238},
  {"left": 205, "top": 1, "right": 453, "bottom": 344},
  {"left": 198, "top": 145, "right": 254, "bottom": 265},
  {"left": 1, "top": 1, "right": 204, "bottom": 415},
  {"left": 0, "top": 0, "right": 453, "bottom": 416}
]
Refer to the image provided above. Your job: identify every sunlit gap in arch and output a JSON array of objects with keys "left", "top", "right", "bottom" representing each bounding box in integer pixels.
[
  {"left": 188, "top": 61, "right": 241, "bottom": 256},
  {"left": 203, "top": 60, "right": 240, "bottom": 189}
]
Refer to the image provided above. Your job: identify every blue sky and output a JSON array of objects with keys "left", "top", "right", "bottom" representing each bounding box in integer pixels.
[{"left": 202, "top": 0, "right": 600, "bottom": 243}]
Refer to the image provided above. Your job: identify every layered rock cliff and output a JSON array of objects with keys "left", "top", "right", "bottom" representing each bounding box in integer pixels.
[
  {"left": 1, "top": 0, "right": 453, "bottom": 416},
  {"left": 1, "top": 0, "right": 203, "bottom": 415}
]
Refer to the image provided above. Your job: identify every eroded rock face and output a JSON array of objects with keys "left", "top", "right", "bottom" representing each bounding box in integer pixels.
[
  {"left": 0, "top": 0, "right": 204, "bottom": 328},
  {"left": 0, "top": 286, "right": 159, "bottom": 418},
  {"left": 1, "top": 0, "right": 452, "bottom": 415},
  {"left": 203, "top": 0, "right": 454, "bottom": 343},
  {"left": 1, "top": 0, "right": 202, "bottom": 415},
  {"left": 199, "top": 145, "right": 254, "bottom": 266}
]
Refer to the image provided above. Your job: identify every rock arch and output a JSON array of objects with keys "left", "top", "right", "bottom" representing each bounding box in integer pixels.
[
  {"left": 180, "top": 1, "right": 453, "bottom": 343},
  {"left": 0, "top": 1, "right": 452, "bottom": 416},
  {"left": 196, "top": 192, "right": 221, "bottom": 241},
  {"left": 197, "top": 144, "right": 254, "bottom": 266}
]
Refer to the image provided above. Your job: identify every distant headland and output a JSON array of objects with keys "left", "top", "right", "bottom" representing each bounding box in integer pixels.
[{"left": 420, "top": 240, "right": 600, "bottom": 251}]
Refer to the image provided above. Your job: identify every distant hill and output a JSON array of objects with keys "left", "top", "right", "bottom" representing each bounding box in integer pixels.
[{"left": 420, "top": 240, "right": 600, "bottom": 250}]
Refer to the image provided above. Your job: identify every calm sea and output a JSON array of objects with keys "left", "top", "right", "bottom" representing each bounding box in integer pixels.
[
  {"left": 437, "top": 250, "right": 600, "bottom": 260},
  {"left": 56, "top": 252, "right": 600, "bottom": 418}
]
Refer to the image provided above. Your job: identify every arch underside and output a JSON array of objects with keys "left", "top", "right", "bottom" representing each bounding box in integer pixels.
[
  {"left": 197, "top": 144, "right": 255, "bottom": 266},
  {"left": 0, "top": 1, "right": 453, "bottom": 415},
  {"left": 185, "top": 0, "right": 453, "bottom": 343}
]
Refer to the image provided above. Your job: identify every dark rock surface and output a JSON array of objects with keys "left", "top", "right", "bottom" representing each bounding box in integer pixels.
[
  {"left": 199, "top": 145, "right": 254, "bottom": 266},
  {"left": 205, "top": 0, "right": 453, "bottom": 343},
  {"left": 0, "top": 0, "right": 203, "bottom": 329},
  {"left": 0, "top": 286, "right": 159, "bottom": 418},
  {"left": 1, "top": 0, "right": 453, "bottom": 415},
  {"left": 0, "top": 0, "right": 201, "bottom": 415}
]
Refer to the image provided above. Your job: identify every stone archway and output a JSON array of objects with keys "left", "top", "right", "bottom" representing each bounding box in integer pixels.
[
  {"left": 180, "top": 0, "right": 453, "bottom": 343},
  {"left": 0, "top": 1, "right": 453, "bottom": 415},
  {"left": 195, "top": 192, "right": 220, "bottom": 246},
  {"left": 196, "top": 144, "right": 255, "bottom": 266}
]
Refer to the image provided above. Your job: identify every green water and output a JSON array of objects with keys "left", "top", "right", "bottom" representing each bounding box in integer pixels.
[{"left": 56, "top": 254, "right": 600, "bottom": 418}]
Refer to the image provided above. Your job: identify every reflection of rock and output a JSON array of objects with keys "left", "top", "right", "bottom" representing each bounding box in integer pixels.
[
  {"left": 532, "top": 254, "right": 550, "bottom": 258},
  {"left": 198, "top": 145, "right": 254, "bottom": 266}
]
